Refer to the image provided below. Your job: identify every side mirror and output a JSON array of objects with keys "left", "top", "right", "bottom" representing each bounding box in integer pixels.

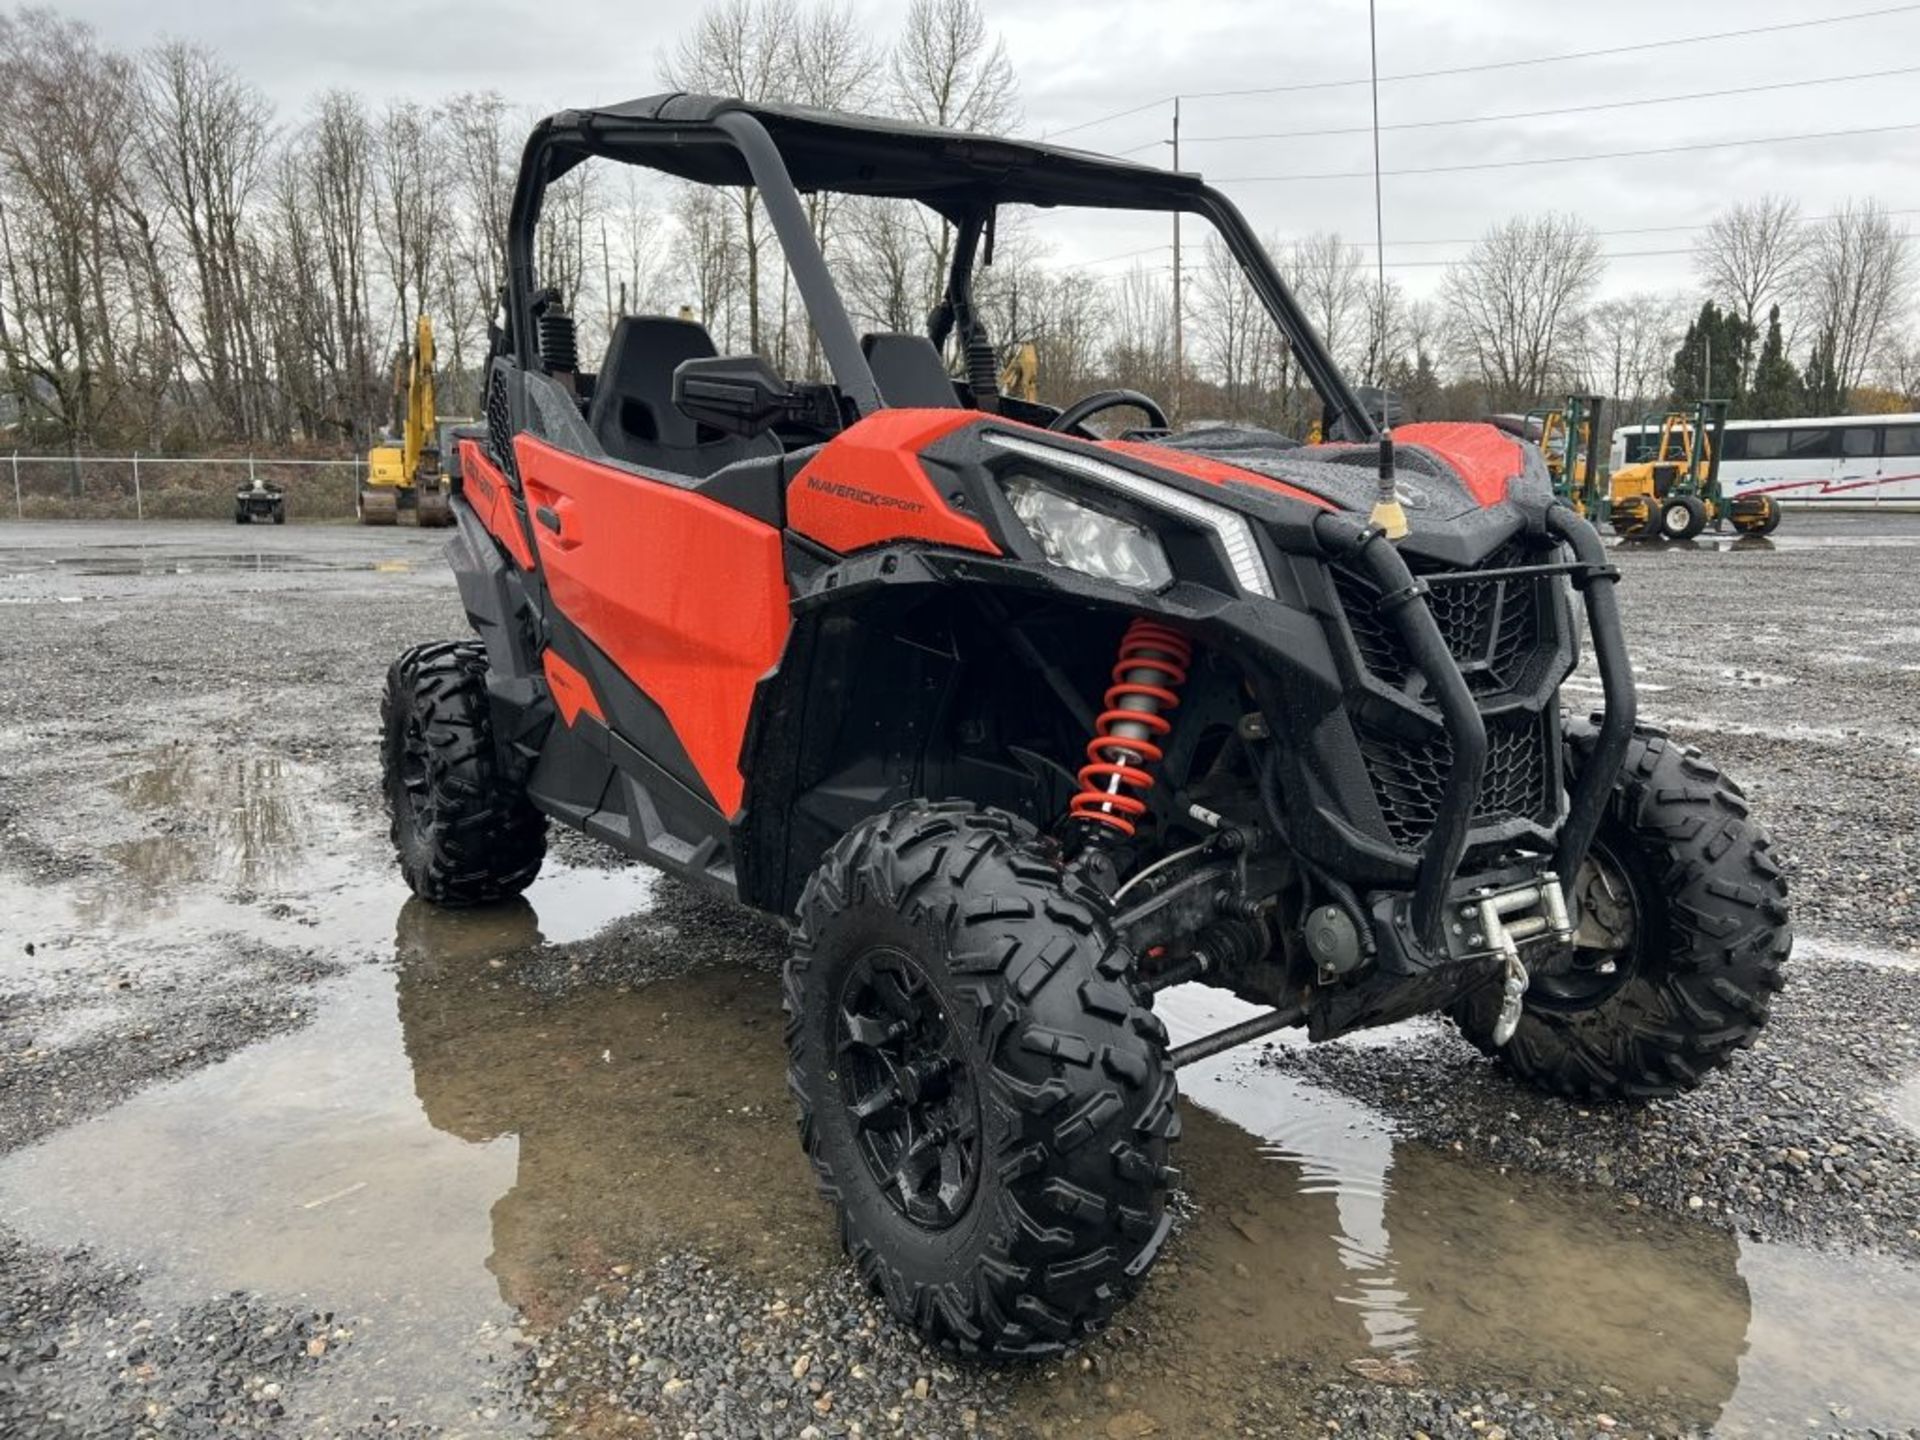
[{"left": 671, "top": 354, "right": 794, "bottom": 437}]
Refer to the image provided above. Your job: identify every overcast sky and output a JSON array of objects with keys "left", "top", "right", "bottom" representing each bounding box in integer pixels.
[{"left": 54, "top": 0, "right": 1920, "bottom": 301}]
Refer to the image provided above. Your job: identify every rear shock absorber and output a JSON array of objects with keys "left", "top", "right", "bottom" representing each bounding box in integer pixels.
[{"left": 1070, "top": 619, "right": 1194, "bottom": 839}]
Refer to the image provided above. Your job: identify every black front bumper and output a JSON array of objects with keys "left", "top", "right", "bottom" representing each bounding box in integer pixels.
[{"left": 1307, "top": 505, "right": 1634, "bottom": 1017}]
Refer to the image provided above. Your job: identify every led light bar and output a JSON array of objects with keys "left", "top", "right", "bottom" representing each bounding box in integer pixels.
[{"left": 987, "top": 433, "right": 1275, "bottom": 600}]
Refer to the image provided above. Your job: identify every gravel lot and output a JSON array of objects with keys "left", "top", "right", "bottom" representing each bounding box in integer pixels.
[{"left": 0, "top": 516, "right": 1917, "bottom": 1439}]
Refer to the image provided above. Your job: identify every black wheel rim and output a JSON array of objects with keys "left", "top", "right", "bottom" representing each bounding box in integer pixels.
[
  {"left": 1532, "top": 838, "right": 1644, "bottom": 1008},
  {"left": 832, "top": 946, "right": 982, "bottom": 1230}
]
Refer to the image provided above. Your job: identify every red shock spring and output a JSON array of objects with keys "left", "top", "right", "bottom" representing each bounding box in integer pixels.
[{"left": 1070, "top": 619, "right": 1194, "bottom": 839}]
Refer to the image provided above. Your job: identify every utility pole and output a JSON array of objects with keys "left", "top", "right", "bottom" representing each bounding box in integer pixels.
[{"left": 1170, "top": 96, "right": 1183, "bottom": 427}]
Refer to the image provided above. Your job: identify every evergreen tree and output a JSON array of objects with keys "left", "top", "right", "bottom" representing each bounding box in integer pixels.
[
  {"left": 1747, "top": 306, "right": 1801, "bottom": 419},
  {"left": 1668, "top": 301, "right": 1755, "bottom": 411},
  {"left": 1389, "top": 345, "right": 1442, "bottom": 421},
  {"left": 1800, "top": 327, "right": 1845, "bottom": 415}
]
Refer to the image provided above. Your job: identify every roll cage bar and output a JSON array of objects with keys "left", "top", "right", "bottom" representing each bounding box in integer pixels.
[{"left": 504, "top": 94, "right": 1380, "bottom": 442}]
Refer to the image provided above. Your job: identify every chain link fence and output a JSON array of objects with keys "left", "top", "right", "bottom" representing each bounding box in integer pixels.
[{"left": 5, "top": 453, "right": 369, "bottom": 522}]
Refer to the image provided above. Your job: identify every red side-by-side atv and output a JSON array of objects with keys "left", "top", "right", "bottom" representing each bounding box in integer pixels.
[{"left": 381, "top": 95, "right": 1790, "bottom": 1358}]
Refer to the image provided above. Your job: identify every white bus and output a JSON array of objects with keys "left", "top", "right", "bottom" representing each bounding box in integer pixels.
[{"left": 1609, "top": 413, "right": 1920, "bottom": 509}]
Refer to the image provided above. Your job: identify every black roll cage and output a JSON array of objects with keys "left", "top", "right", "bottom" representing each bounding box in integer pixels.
[{"left": 503, "top": 96, "right": 1380, "bottom": 442}]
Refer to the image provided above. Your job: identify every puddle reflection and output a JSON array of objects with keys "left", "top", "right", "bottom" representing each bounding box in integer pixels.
[{"left": 0, "top": 881, "right": 1913, "bottom": 1435}]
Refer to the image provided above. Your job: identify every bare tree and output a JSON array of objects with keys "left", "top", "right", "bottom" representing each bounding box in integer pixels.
[
  {"left": 0, "top": 10, "right": 146, "bottom": 445},
  {"left": 1193, "top": 234, "right": 1266, "bottom": 420},
  {"left": 1357, "top": 275, "right": 1411, "bottom": 391},
  {"left": 784, "top": 3, "right": 880, "bottom": 373},
  {"left": 1582, "top": 292, "right": 1687, "bottom": 416},
  {"left": 1288, "top": 233, "right": 1367, "bottom": 377},
  {"left": 887, "top": 0, "right": 1018, "bottom": 315},
  {"left": 837, "top": 198, "right": 928, "bottom": 335},
  {"left": 1883, "top": 333, "right": 1920, "bottom": 410},
  {"left": 674, "top": 181, "right": 743, "bottom": 346},
  {"left": 1800, "top": 199, "right": 1912, "bottom": 396},
  {"left": 136, "top": 42, "right": 276, "bottom": 441},
  {"left": 536, "top": 166, "right": 597, "bottom": 330},
  {"left": 439, "top": 90, "right": 517, "bottom": 394},
  {"left": 1103, "top": 264, "right": 1175, "bottom": 401},
  {"left": 661, "top": 0, "right": 797, "bottom": 354},
  {"left": 1694, "top": 196, "right": 1805, "bottom": 340},
  {"left": 889, "top": 0, "right": 1017, "bottom": 132},
  {"left": 1441, "top": 214, "right": 1603, "bottom": 410},
  {"left": 374, "top": 99, "right": 442, "bottom": 353},
  {"left": 303, "top": 89, "right": 380, "bottom": 446}
]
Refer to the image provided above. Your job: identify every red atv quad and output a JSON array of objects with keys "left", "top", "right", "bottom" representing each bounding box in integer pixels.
[{"left": 382, "top": 95, "right": 1790, "bottom": 1358}]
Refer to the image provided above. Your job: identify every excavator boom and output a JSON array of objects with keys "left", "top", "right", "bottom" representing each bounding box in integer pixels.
[{"left": 359, "top": 314, "right": 450, "bottom": 527}]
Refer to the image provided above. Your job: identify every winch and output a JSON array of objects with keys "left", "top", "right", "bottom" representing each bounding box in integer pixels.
[{"left": 1443, "top": 873, "right": 1575, "bottom": 1045}]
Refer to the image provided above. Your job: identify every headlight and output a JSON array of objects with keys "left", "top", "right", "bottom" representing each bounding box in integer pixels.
[
  {"left": 988, "top": 433, "right": 1274, "bottom": 599},
  {"left": 1003, "top": 475, "right": 1172, "bottom": 591}
]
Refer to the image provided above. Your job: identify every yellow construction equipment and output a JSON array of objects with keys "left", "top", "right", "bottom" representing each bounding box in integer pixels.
[
  {"left": 360, "top": 314, "right": 451, "bottom": 527},
  {"left": 999, "top": 340, "right": 1038, "bottom": 404},
  {"left": 1534, "top": 395, "right": 1606, "bottom": 519},
  {"left": 1608, "top": 400, "right": 1781, "bottom": 541}
]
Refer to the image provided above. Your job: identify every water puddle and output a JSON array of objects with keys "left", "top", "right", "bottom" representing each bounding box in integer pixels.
[
  {"left": 3, "top": 551, "right": 415, "bottom": 578},
  {"left": 1719, "top": 667, "right": 1794, "bottom": 689},
  {"left": 2, "top": 739, "right": 659, "bottom": 968},
  {"left": 2, "top": 734, "right": 1917, "bottom": 1433},
  {"left": 1149, "top": 990, "right": 1920, "bottom": 1436},
  {"left": 1666, "top": 532, "right": 1920, "bottom": 551},
  {"left": 0, "top": 883, "right": 1911, "bottom": 1434}
]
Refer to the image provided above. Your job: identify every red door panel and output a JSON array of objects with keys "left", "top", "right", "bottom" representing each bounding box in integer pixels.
[{"left": 515, "top": 437, "right": 790, "bottom": 817}]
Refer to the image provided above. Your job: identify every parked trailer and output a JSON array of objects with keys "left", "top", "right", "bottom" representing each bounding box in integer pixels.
[{"left": 1610, "top": 413, "right": 1920, "bottom": 510}]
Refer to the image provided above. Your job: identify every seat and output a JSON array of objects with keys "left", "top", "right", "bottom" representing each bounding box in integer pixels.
[
  {"left": 587, "top": 316, "right": 782, "bottom": 476},
  {"left": 861, "top": 333, "right": 965, "bottom": 409}
]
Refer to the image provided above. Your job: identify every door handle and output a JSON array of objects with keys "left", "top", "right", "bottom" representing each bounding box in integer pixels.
[{"left": 525, "top": 489, "right": 581, "bottom": 550}]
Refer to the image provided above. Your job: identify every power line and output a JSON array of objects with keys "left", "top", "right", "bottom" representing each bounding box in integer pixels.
[
  {"left": 1080, "top": 242, "right": 1171, "bottom": 266},
  {"left": 1178, "top": 66, "right": 1920, "bottom": 146},
  {"left": 1067, "top": 207, "right": 1920, "bottom": 272},
  {"left": 1307, "top": 207, "right": 1920, "bottom": 252},
  {"left": 1186, "top": 4, "right": 1920, "bottom": 101},
  {"left": 1043, "top": 96, "right": 1176, "bottom": 141},
  {"left": 1037, "top": 3, "right": 1920, "bottom": 140},
  {"left": 1216, "top": 121, "right": 1920, "bottom": 183},
  {"left": 1099, "top": 246, "right": 1700, "bottom": 276}
]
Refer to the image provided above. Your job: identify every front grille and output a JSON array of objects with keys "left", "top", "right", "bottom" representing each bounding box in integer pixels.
[
  {"left": 1329, "top": 540, "right": 1562, "bottom": 850},
  {"left": 1331, "top": 539, "right": 1541, "bottom": 697},
  {"left": 1359, "top": 710, "right": 1553, "bottom": 850}
]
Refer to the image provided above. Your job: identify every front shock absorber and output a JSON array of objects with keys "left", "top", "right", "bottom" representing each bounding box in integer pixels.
[{"left": 1070, "top": 619, "right": 1194, "bottom": 839}]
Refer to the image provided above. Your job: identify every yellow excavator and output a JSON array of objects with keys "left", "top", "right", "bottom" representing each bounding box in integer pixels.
[
  {"left": 999, "top": 340, "right": 1038, "bottom": 404},
  {"left": 360, "top": 314, "right": 451, "bottom": 527}
]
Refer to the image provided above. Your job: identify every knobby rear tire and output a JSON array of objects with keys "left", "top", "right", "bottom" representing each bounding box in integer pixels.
[{"left": 382, "top": 640, "right": 546, "bottom": 906}]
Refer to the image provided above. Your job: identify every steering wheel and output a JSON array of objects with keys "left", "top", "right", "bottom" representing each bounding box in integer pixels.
[{"left": 1048, "top": 389, "right": 1170, "bottom": 437}]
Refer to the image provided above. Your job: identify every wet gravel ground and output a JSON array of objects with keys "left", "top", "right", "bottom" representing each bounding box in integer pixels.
[
  {"left": 0, "top": 1231, "right": 413, "bottom": 1440},
  {"left": 2, "top": 517, "right": 1919, "bottom": 1439},
  {"left": 1257, "top": 519, "right": 1920, "bottom": 1267},
  {"left": 1260, "top": 952, "right": 1920, "bottom": 1260}
]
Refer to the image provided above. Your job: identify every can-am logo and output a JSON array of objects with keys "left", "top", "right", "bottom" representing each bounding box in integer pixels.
[{"left": 805, "top": 475, "right": 925, "bottom": 515}]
